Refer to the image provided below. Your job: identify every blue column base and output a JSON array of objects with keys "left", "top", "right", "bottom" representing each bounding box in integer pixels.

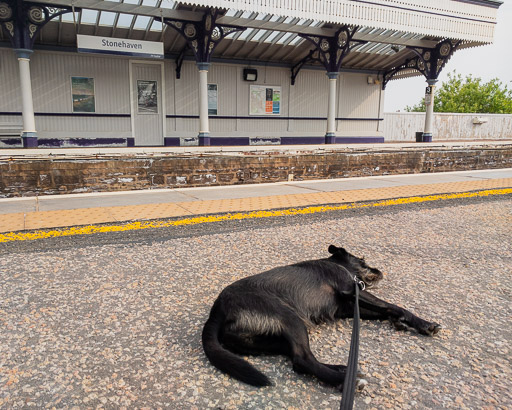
[
  {"left": 22, "top": 132, "right": 38, "bottom": 148},
  {"left": 422, "top": 133, "right": 433, "bottom": 142},
  {"left": 198, "top": 132, "right": 210, "bottom": 146},
  {"left": 325, "top": 133, "right": 336, "bottom": 144}
]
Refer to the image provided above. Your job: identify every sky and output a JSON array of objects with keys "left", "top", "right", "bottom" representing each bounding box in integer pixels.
[{"left": 384, "top": 1, "right": 512, "bottom": 112}]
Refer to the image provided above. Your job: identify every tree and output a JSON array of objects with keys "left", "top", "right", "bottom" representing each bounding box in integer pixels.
[{"left": 405, "top": 71, "right": 512, "bottom": 114}]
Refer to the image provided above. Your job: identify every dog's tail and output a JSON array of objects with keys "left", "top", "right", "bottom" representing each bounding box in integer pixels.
[{"left": 202, "top": 302, "right": 272, "bottom": 387}]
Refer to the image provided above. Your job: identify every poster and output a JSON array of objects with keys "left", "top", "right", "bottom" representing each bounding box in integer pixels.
[
  {"left": 137, "top": 80, "right": 158, "bottom": 113},
  {"left": 208, "top": 84, "right": 218, "bottom": 115},
  {"left": 250, "top": 85, "right": 281, "bottom": 115},
  {"left": 71, "top": 77, "right": 95, "bottom": 113},
  {"left": 272, "top": 89, "right": 280, "bottom": 114}
]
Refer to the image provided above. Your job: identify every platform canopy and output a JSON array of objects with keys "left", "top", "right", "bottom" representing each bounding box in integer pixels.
[{"left": 0, "top": 0, "right": 501, "bottom": 81}]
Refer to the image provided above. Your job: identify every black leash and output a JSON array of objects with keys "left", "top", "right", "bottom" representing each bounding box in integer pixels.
[{"left": 340, "top": 276, "right": 365, "bottom": 410}]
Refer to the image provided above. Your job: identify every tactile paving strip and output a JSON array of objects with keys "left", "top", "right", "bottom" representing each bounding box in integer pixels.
[{"left": 0, "top": 178, "right": 510, "bottom": 234}]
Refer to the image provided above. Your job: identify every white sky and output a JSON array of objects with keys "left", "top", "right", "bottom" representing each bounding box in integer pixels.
[{"left": 383, "top": 0, "right": 512, "bottom": 112}]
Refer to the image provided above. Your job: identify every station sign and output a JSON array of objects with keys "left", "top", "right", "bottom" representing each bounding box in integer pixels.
[{"left": 77, "top": 35, "right": 164, "bottom": 59}]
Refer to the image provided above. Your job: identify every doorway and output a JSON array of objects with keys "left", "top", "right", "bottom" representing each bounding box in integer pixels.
[{"left": 130, "top": 62, "right": 165, "bottom": 146}]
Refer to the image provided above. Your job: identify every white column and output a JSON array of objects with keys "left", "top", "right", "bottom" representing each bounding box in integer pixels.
[
  {"left": 197, "top": 62, "right": 210, "bottom": 145},
  {"left": 422, "top": 79, "right": 437, "bottom": 142},
  {"left": 325, "top": 72, "right": 339, "bottom": 143},
  {"left": 15, "top": 49, "right": 37, "bottom": 147}
]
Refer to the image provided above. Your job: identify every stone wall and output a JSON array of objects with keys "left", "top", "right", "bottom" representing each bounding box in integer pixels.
[{"left": 1, "top": 146, "right": 511, "bottom": 197}]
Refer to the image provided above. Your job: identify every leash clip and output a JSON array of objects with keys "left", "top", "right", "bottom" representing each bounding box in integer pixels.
[{"left": 354, "top": 275, "right": 365, "bottom": 291}]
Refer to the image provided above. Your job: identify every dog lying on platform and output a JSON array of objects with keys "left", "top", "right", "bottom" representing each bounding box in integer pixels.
[{"left": 202, "top": 245, "right": 441, "bottom": 389}]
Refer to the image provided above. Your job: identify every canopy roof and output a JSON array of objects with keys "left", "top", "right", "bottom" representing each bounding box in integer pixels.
[{"left": 0, "top": 0, "right": 501, "bottom": 79}]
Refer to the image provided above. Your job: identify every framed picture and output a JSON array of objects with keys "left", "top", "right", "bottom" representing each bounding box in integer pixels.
[
  {"left": 71, "top": 77, "right": 95, "bottom": 113},
  {"left": 208, "top": 84, "right": 218, "bottom": 115},
  {"left": 137, "top": 80, "right": 158, "bottom": 114}
]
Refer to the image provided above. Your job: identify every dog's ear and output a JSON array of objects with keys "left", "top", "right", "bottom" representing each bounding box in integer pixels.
[{"left": 328, "top": 245, "right": 348, "bottom": 256}]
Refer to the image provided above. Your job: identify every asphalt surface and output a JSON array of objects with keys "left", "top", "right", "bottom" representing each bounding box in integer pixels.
[{"left": 1, "top": 194, "right": 511, "bottom": 409}]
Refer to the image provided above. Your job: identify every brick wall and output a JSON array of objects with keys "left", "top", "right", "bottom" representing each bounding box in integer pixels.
[{"left": 1, "top": 147, "right": 511, "bottom": 197}]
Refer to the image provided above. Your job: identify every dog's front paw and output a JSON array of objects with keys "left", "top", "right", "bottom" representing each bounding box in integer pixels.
[{"left": 421, "top": 322, "right": 442, "bottom": 336}]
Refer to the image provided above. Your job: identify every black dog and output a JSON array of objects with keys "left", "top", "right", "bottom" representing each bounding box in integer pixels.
[{"left": 202, "top": 245, "right": 440, "bottom": 389}]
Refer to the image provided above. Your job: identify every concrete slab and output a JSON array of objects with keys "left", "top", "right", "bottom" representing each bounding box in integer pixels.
[
  {"left": 372, "top": 169, "right": 512, "bottom": 185},
  {"left": 181, "top": 184, "right": 315, "bottom": 200},
  {"left": 287, "top": 178, "right": 404, "bottom": 192},
  {"left": 0, "top": 199, "right": 36, "bottom": 215},
  {"left": 464, "top": 169, "right": 512, "bottom": 179},
  {"left": 37, "top": 190, "right": 198, "bottom": 211}
]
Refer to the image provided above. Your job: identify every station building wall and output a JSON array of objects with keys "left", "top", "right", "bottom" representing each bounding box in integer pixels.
[{"left": 0, "top": 47, "right": 384, "bottom": 145}]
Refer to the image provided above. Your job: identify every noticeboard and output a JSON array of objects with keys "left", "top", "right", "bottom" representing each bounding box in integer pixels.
[{"left": 249, "top": 85, "right": 281, "bottom": 115}]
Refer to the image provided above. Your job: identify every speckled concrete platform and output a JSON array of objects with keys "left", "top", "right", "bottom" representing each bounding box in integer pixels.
[{"left": 0, "top": 194, "right": 510, "bottom": 409}]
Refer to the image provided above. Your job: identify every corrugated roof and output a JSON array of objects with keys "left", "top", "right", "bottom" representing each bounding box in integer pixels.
[{"left": 1, "top": 0, "right": 498, "bottom": 81}]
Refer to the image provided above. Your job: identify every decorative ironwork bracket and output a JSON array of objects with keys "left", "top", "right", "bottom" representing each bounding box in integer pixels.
[
  {"left": 298, "top": 26, "right": 365, "bottom": 75},
  {"left": 0, "top": 0, "right": 77, "bottom": 49},
  {"left": 290, "top": 49, "right": 320, "bottom": 85},
  {"left": 159, "top": 8, "right": 245, "bottom": 65},
  {"left": 382, "top": 39, "right": 461, "bottom": 89}
]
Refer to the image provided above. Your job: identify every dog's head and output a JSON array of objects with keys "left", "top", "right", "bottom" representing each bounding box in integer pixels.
[{"left": 328, "top": 245, "right": 384, "bottom": 288}]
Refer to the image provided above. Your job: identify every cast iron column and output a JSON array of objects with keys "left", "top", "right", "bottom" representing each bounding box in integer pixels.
[
  {"left": 197, "top": 62, "right": 210, "bottom": 145},
  {"left": 423, "top": 79, "right": 437, "bottom": 142},
  {"left": 15, "top": 48, "right": 37, "bottom": 147},
  {"left": 299, "top": 26, "right": 364, "bottom": 144},
  {"left": 326, "top": 72, "right": 339, "bottom": 144},
  {"left": 0, "top": 0, "right": 76, "bottom": 147},
  {"left": 383, "top": 40, "right": 460, "bottom": 142},
  {"left": 161, "top": 9, "right": 244, "bottom": 146}
]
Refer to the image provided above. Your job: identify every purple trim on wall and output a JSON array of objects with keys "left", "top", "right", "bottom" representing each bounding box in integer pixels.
[
  {"left": 166, "top": 114, "right": 383, "bottom": 121},
  {"left": 0, "top": 112, "right": 383, "bottom": 121},
  {"left": 2, "top": 136, "right": 386, "bottom": 149},
  {"left": 37, "top": 138, "right": 132, "bottom": 148},
  {"left": 281, "top": 136, "right": 326, "bottom": 145},
  {"left": 210, "top": 137, "right": 250, "bottom": 146},
  {"left": 0, "top": 112, "right": 131, "bottom": 118},
  {"left": 164, "top": 137, "right": 181, "bottom": 146},
  {"left": 0, "top": 137, "right": 23, "bottom": 146},
  {"left": 335, "top": 137, "right": 385, "bottom": 144},
  {"left": 37, "top": 113, "right": 131, "bottom": 118}
]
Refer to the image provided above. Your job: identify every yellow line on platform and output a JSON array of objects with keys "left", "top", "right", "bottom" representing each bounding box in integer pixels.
[{"left": 0, "top": 188, "right": 511, "bottom": 243}]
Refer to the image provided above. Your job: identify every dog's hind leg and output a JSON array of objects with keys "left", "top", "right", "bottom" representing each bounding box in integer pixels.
[
  {"left": 223, "top": 327, "right": 349, "bottom": 376},
  {"left": 222, "top": 332, "right": 288, "bottom": 356},
  {"left": 279, "top": 315, "right": 348, "bottom": 388}
]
